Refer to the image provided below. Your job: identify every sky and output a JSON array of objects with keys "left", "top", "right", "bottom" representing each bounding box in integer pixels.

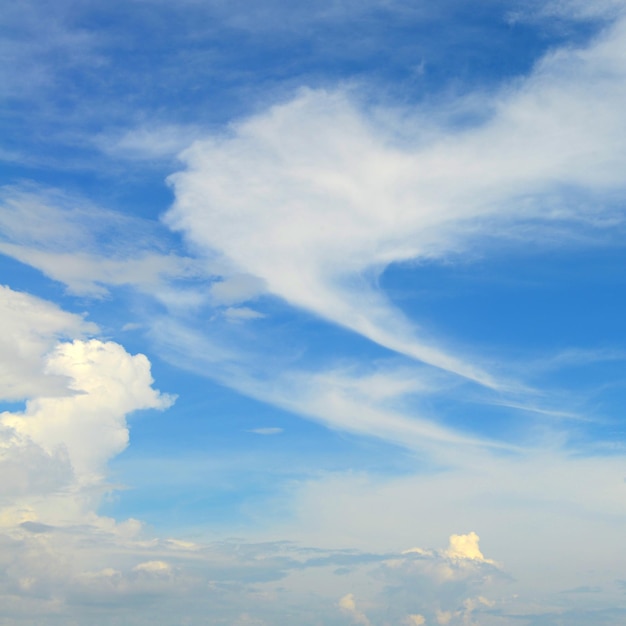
[{"left": 2, "top": 0, "right": 626, "bottom": 624}]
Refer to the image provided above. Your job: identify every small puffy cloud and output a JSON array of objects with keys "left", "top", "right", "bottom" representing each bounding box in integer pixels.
[
  {"left": 247, "top": 427, "right": 284, "bottom": 435},
  {"left": 318, "top": 535, "right": 503, "bottom": 625},
  {"left": 133, "top": 561, "right": 172, "bottom": 575},
  {"left": 0, "top": 286, "right": 175, "bottom": 552},
  {"left": 338, "top": 593, "right": 372, "bottom": 625},
  {"left": 444, "top": 532, "right": 493, "bottom": 564},
  {"left": 3, "top": 339, "right": 174, "bottom": 485},
  {"left": 223, "top": 306, "right": 265, "bottom": 322}
]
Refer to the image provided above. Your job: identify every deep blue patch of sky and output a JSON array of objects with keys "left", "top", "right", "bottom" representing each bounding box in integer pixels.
[{"left": 1, "top": 0, "right": 607, "bottom": 169}]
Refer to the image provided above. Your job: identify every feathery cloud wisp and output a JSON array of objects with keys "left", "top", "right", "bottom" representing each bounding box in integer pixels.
[{"left": 166, "top": 16, "right": 626, "bottom": 387}]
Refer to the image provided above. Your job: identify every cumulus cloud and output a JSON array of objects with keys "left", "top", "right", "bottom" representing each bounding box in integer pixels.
[
  {"left": 0, "top": 424, "right": 73, "bottom": 500},
  {"left": 444, "top": 532, "right": 493, "bottom": 563},
  {"left": 0, "top": 287, "right": 196, "bottom": 623},
  {"left": 0, "top": 284, "right": 97, "bottom": 401},
  {"left": 338, "top": 593, "right": 372, "bottom": 625},
  {"left": 0, "top": 285, "right": 174, "bottom": 539},
  {"left": 223, "top": 306, "right": 265, "bottom": 321},
  {"left": 2, "top": 339, "right": 174, "bottom": 487}
]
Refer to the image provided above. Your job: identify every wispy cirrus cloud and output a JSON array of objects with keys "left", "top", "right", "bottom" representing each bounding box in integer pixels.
[
  {"left": 0, "top": 185, "right": 206, "bottom": 304},
  {"left": 165, "top": 13, "right": 626, "bottom": 391}
]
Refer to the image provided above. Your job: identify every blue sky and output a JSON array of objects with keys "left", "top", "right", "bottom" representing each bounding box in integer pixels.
[{"left": 2, "top": 1, "right": 626, "bottom": 624}]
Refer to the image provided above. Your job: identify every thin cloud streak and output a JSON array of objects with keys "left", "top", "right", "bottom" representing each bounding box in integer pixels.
[{"left": 149, "top": 317, "right": 521, "bottom": 457}]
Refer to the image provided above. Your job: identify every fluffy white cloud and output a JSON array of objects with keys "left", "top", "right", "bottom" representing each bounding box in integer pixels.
[
  {"left": 338, "top": 593, "right": 372, "bottom": 625},
  {"left": 3, "top": 339, "right": 174, "bottom": 487},
  {"left": 0, "top": 285, "right": 173, "bottom": 533},
  {"left": 444, "top": 532, "right": 493, "bottom": 563},
  {"left": 0, "top": 284, "right": 97, "bottom": 401},
  {"left": 0, "top": 286, "right": 187, "bottom": 623},
  {"left": 0, "top": 286, "right": 177, "bottom": 622}
]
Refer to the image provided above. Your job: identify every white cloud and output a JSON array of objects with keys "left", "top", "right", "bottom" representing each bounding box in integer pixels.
[
  {"left": 210, "top": 274, "right": 267, "bottom": 306},
  {"left": 97, "top": 124, "right": 204, "bottom": 161},
  {"left": 0, "top": 424, "right": 73, "bottom": 499},
  {"left": 0, "top": 186, "right": 205, "bottom": 303},
  {"left": 338, "top": 593, "right": 372, "bottom": 626},
  {"left": 0, "top": 244, "right": 200, "bottom": 299},
  {"left": 0, "top": 286, "right": 174, "bottom": 543},
  {"left": 166, "top": 15, "right": 626, "bottom": 388},
  {"left": 0, "top": 284, "right": 97, "bottom": 401},
  {"left": 444, "top": 532, "right": 493, "bottom": 564},
  {"left": 272, "top": 449, "right": 626, "bottom": 622},
  {"left": 150, "top": 318, "right": 502, "bottom": 453},
  {"left": 248, "top": 427, "right": 284, "bottom": 435},
  {"left": 133, "top": 560, "right": 172, "bottom": 575},
  {"left": 3, "top": 525, "right": 504, "bottom": 625},
  {"left": 223, "top": 306, "right": 265, "bottom": 321},
  {"left": 3, "top": 339, "right": 174, "bottom": 487}
]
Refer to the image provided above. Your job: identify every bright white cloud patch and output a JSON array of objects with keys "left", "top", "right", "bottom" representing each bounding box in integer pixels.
[
  {"left": 0, "top": 284, "right": 97, "bottom": 400},
  {"left": 0, "top": 288, "right": 186, "bottom": 622},
  {"left": 166, "top": 16, "right": 626, "bottom": 386},
  {"left": 0, "top": 285, "right": 173, "bottom": 533},
  {"left": 338, "top": 593, "right": 372, "bottom": 625},
  {"left": 444, "top": 531, "right": 492, "bottom": 563},
  {"left": 3, "top": 339, "right": 174, "bottom": 486}
]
